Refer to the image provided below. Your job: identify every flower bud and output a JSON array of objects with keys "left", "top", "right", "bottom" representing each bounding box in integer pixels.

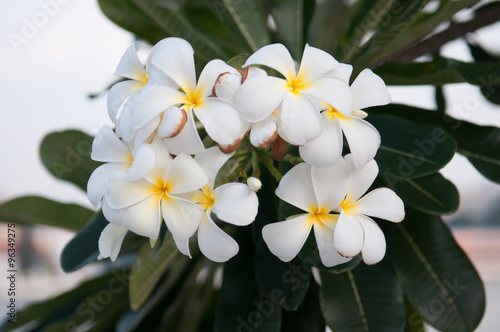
[{"left": 247, "top": 177, "right": 262, "bottom": 192}]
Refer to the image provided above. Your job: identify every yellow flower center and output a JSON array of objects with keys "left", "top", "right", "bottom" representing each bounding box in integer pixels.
[
  {"left": 307, "top": 205, "right": 331, "bottom": 225},
  {"left": 326, "top": 104, "right": 349, "bottom": 121},
  {"left": 339, "top": 196, "right": 357, "bottom": 215},
  {"left": 286, "top": 76, "right": 308, "bottom": 94}
]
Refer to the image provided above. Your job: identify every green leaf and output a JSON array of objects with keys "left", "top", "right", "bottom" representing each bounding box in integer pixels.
[
  {"left": 226, "top": 53, "right": 250, "bottom": 71},
  {"left": 383, "top": 172, "right": 460, "bottom": 215},
  {"left": 404, "top": 296, "right": 426, "bottom": 332},
  {"left": 0, "top": 196, "right": 95, "bottom": 231},
  {"left": 308, "top": 0, "right": 349, "bottom": 55},
  {"left": 40, "top": 130, "right": 100, "bottom": 192},
  {"left": 381, "top": 209, "right": 485, "bottom": 332},
  {"left": 129, "top": 231, "right": 186, "bottom": 310},
  {"left": 368, "top": 114, "right": 456, "bottom": 179},
  {"left": 60, "top": 213, "right": 108, "bottom": 272},
  {"left": 319, "top": 262, "right": 405, "bottom": 332},
  {"left": 281, "top": 280, "right": 325, "bottom": 332},
  {"left": 204, "top": 0, "right": 270, "bottom": 53},
  {"left": 215, "top": 226, "right": 281, "bottom": 332},
  {"left": 468, "top": 41, "right": 500, "bottom": 105}
]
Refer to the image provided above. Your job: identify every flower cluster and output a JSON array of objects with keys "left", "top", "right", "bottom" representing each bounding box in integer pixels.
[{"left": 88, "top": 37, "right": 404, "bottom": 266}]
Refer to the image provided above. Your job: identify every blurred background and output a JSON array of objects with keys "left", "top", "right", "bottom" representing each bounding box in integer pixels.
[{"left": 0, "top": 1, "right": 499, "bottom": 331}]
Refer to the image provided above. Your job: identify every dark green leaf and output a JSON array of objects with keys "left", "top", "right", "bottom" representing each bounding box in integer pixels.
[
  {"left": 368, "top": 114, "right": 456, "bottom": 179},
  {"left": 0, "top": 196, "right": 95, "bottom": 231},
  {"left": 60, "top": 213, "right": 108, "bottom": 272},
  {"left": 281, "top": 280, "right": 325, "bottom": 332},
  {"left": 383, "top": 172, "right": 459, "bottom": 215},
  {"left": 319, "top": 262, "right": 405, "bottom": 332},
  {"left": 404, "top": 296, "right": 426, "bottom": 332},
  {"left": 381, "top": 209, "right": 485, "bottom": 332},
  {"left": 40, "top": 130, "right": 100, "bottom": 191},
  {"left": 308, "top": 0, "right": 349, "bottom": 55},
  {"left": 468, "top": 41, "right": 500, "bottom": 105},
  {"left": 226, "top": 54, "right": 250, "bottom": 71},
  {"left": 215, "top": 226, "right": 281, "bottom": 332}
]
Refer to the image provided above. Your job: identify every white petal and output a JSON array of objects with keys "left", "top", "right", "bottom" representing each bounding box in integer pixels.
[
  {"left": 132, "top": 115, "right": 161, "bottom": 147},
  {"left": 345, "top": 156, "right": 379, "bottom": 202},
  {"left": 313, "top": 221, "right": 351, "bottom": 267},
  {"left": 249, "top": 116, "right": 278, "bottom": 148},
  {"left": 340, "top": 116, "right": 381, "bottom": 169},
  {"left": 194, "top": 146, "right": 232, "bottom": 187},
  {"left": 262, "top": 214, "right": 313, "bottom": 262},
  {"left": 197, "top": 59, "right": 237, "bottom": 98},
  {"left": 194, "top": 98, "right": 250, "bottom": 145},
  {"left": 198, "top": 213, "right": 239, "bottom": 262},
  {"left": 280, "top": 92, "right": 322, "bottom": 145},
  {"left": 212, "top": 183, "right": 259, "bottom": 226},
  {"left": 213, "top": 71, "right": 241, "bottom": 104},
  {"left": 161, "top": 196, "right": 203, "bottom": 239},
  {"left": 275, "top": 163, "right": 317, "bottom": 212},
  {"left": 91, "top": 125, "right": 131, "bottom": 163},
  {"left": 164, "top": 111, "right": 205, "bottom": 155},
  {"left": 145, "top": 63, "right": 179, "bottom": 88},
  {"left": 121, "top": 194, "right": 162, "bottom": 239},
  {"left": 115, "top": 42, "right": 146, "bottom": 81},
  {"left": 115, "top": 107, "right": 135, "bottom": 142},
  {"left": 306, "top": 77, "right": 353, "bottom": 116},
  {"left": 105, "top": 172, "right": 159, "bottom": 209},
  {"left": 87, "top": 163, "right": 128, "bottom": 209},
  {"left": 244, "top": 43, "right": 296, "bottom": 81},
  {"left": 98, "top": 224, "right": 128, "bottom": 262},
  {"left": 297, "top": 44, "right": 339, "bottom": 81},
  {"left": 173, "top": 234, "right": 191, "bottom": 258},
  {"left": 101, "top": 197, "right": 126, "bottom": 225},
  {"left": 107, "top": 80, "right": 143, "bottom": 123},
  {"left": 236, "top": 75, "right": 287, "bottom": 122},
  {"left": 325, "top": 63, "right": 353, "bottom": 84},
  {"left": 311, "top": 158, "right": 352, "bottom": 210},
  {"left": 333, "top": 210, "right": 364, "bottom": 258},
  {"left": 354, "top": 188, "right": 405, "bottom": 222},
  {"left": 165, "top": 153, "right": 208, "bottom": 194},
  {"left": 127, "top": 144, "right": 156, "bottom": 181},
  {"left": 149, "top": 37, "right": 197, "bottom": 92},
  {"left": 299, "top": 112, "right": 342, "bottom": 167},
  {"left": 157, "top": 107, "right": 187, "bottom": 139},
  {"left": 359, "top": 215, "right": 386, "bottom": 265},
  {"left": 351, "top": 68, "right": 391, "bottom": 110}
]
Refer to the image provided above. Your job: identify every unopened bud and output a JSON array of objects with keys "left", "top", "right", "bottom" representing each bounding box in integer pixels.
[{"left": 247, "top": 177, "right": 262, "bottom": 192}]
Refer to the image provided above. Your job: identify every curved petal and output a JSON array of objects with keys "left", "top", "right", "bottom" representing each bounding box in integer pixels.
[
  {"left": 105, "top": 172, "right": 159, "bottom": 209},
  {"left": 127, "top": 144, "right": 157, "bottom": 181},
  {"left": 197, "top": 59, "right": 237, "bottom": 98},
  {"left": 297, "top": 44, "right": 339, "bottom": 81},
  {"left": 354, "top": 188, "right": 405, "bottom": 222},
  {"left": 98, "top": 223, "right": 128, "bottom": 261},
  {"left": 194, "top": 98, "right": 250, "bottom": 145},
  {"left": 157, "top": 107, "right": 187, "bottom": 139},
  {"left": 299, "top": 112, "right": 342, "bottom": 168},
  {"left": 212, "top": 183, "right": 259, "bottom": 226},
  {"left": 333, "top": 210, "right": 364, "bottom": 258},
  {"left": 149, "top": 37, "right": 197, "bottom": 92},
  {"left": 107, "top": 80, "right": 143, "bottom": 123},
  {"left": 173, "top": 234, "right": 191, "bottom": 258},
  {"left": 121, "top": 194, "right": 162, "bottom": 239},
  {"left": 280, "top": 92, "right": 322, "bottom": 145},
  {"left": 161, "top": 196, "right": 203, "bottom": 239},
  {"left": 91, "top": 125, "right": 131, "bottom": 163},
  {"left": 115, "top": 107, "right": 135, "bottom": 142},
  {"left": 194, "top": 146, "right": 233, "bottom": 187},
  {"left": 311, "top": 158, "right": 352, "bottom": 210},
  {"left": 101, "top": 198, "right": 126, "bottom": 225},
  {"left": 351, "top": 68, "right": 391, "bottom": 110},
  {"left": 115, "top": 42, "right": 146, "bottom": 81},
  {"left": 244, "top": 43, "right": 296, "bottom": 81},
  {"left": 325, "top": 63, "right": 353, "bottom": 84},
  {"left": 358, "top": 215, "right": 386, "bottom": 265},
  {"left": 276, "top": 163, "right": 317, "bottom": 212},
  {"left": 87, "top": 163, "right": 128, "bottom": 209},
  {"left": 340, "top": 116, "right": 381, "bottom": 169},
  {"left": 306, "top": 77, "right": 353, "bottom": 116},
  {"left": 165, "top": 153, "right": 208, "bottom": 194},
  {"left": 345, "top": 156, "right": 379, "bottom": 202},
  {"left": 249, "top": 116, "right": 278, "bottom": 148},
  {"left": 164, "top": 111, "right": 205, "bottom": 155},
  {"left": 313, "top": 221, "right": 352, "bottom": 267},
  {"left": 132, "top": 115, "right": 161, "bottom": 147},
  {"left": 262, "top": 214, "right": 313, "bottom": 262},
  {"left": 198, "top": 213, "right": 239, "bottom": 262},
  {"left": 236, "top": 75, "right": 287, "bottom": 122},
  {"left": 145, "top": 63, "right": 178, "bottom": 88},
  {"left": 213, "top": 71, "right": 242, "bottom": 104}
]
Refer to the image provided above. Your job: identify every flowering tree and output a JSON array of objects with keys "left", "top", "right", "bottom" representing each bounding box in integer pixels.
[{"left": 3, "top": 0, "right": 500, "bottom": 331}]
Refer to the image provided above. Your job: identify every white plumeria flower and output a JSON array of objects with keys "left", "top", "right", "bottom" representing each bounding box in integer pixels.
[
  {"left": 262, "top": 159, "right": 354, "bottom": 267},
  {"left": 101, "top": 144, "right": 208, "bottom": 241},
  {"left": 87, "top": 125, "right": 156, "bottom": 208},
  {"left": 120, "top": 37, "right": 249, "bottom": 155},
  {"left": 177, "top": 147, "right": 259, "bottom": 262},
  {"left": 98, "top": 223, "right": 128, "bottom": 262},
  {"left": 333, "top": 155, "right": 404, "bottom": 264},
  {"left": 299, "top": 69, "right": 392, "bottom": 169},
  {"left": 236, "top": 43, "right": 352, "bottom": 146}
]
